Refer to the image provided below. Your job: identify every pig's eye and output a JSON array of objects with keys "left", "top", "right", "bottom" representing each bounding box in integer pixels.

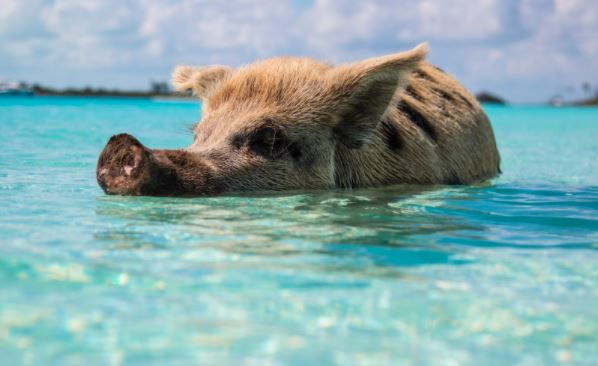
[
  {"left": 232, "top": 124, "right": 303, "bottom": 161},
  {"left": 247, "top": 125, "right": 305, "bottom": 161},
  {"left": 248, "top": 126, "right": 287, "bottom": 159}
]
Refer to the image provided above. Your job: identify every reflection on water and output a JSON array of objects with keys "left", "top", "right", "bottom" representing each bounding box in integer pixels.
[
  {"left": 94, "top": 183, "right": 597, "bottom": 254},
  {"left": 93, "top": 185, "right": 477, "bottom": 268}
]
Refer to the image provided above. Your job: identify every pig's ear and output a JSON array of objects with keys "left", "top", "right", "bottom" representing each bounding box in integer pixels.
[
  {"left": 329, "top": 43, "right": 428, "bottom": 148},
  {"left": 171, "top": 65, "right": 232, "bottom": 100}
]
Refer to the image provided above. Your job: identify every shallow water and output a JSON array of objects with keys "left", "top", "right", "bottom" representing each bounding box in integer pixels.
[{"left": 1, "top": 97, "right": 597, "bottom": 365}]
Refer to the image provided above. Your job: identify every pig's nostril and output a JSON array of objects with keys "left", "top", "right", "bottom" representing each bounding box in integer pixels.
[
  {"left": 123, "top": 165, "right": 134, "bottom": 176},
  {"left": 98, "top": 168, "right": 109, "bottom": 181}
]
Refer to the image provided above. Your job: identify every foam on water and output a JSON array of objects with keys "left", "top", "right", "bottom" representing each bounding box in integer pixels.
[{"left": 1, "top": 97, "right": 597, "bottom": 365}]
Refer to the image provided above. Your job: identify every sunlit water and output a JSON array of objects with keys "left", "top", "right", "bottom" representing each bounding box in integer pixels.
[{"left": 1, "top": 97, "right": 597, "bottom": 365}]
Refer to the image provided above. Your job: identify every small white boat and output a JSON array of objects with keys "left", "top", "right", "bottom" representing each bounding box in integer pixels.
[{"left": 0, "top": 81, "right": 34, "bottom": 96}]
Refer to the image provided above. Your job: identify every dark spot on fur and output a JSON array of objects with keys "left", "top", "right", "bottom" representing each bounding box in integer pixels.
[
  {"left": 434, "top": 88, "right": 456, "bottom": 102},
  {"left": 404, "top": 85, "right": 423, "bottom": 102},
  {"left": 398, "top": 100, "right": 438, "bottom": 142},
  {"left": 413, "top": 69, "right": 433, "bottom": 81},
  {"left": 434, "top": 88, "right": 456, "bottom": 117},
  {"left": 379, "top": 119, "right": 403, "bottom": 152},
  {"left": 458, "top": 93, "right": 475, "bottom": 109}
]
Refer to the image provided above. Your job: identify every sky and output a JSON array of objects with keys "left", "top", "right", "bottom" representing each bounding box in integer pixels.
[{"left": 1, "top": 0, "right": 597, "bottom": 103}]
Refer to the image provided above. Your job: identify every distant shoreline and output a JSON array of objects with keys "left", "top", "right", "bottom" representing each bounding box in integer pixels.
[
  {"left": 0, "top": 82, "right": 195, "bottom": 100},
  {"left": 0, "top": 92, "right": 197, "bottom": 102},
  {"left": 33, "top": 90, "right": 195, "bottom": 99},
  {"left": 35, "top": 93, "right": 196, "bottom": 100},
  {"left": 2, "top": 85, "right": 597, "bottom": 106}
]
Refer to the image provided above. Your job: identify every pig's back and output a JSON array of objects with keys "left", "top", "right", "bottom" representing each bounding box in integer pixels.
[
  {"left": 387, "top": 63, "right": 501, "bottom": 184},
  {"left": 333, "top": 63, "right": 500, "bottom": 187}
]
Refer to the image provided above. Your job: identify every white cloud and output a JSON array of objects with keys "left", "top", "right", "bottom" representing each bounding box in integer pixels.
[
  {"left": 138, "top": 0, "right": 297, "bottom": 62},
  {"left": 418, "top": 0, "right": 504, "bottom": 41},
  {"left": 477, "top": 0, "right": 598, "bottom": 79},
  {"left": 0, "top": 0, "right": 596, "bottom": 101}
]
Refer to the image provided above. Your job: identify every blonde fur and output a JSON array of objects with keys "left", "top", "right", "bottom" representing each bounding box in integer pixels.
[{"left": 172, "top": 42, "right": 499, "bottom": 188}]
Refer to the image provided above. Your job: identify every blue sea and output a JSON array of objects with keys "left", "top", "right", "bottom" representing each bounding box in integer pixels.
[{"left": 1, "top": 97, "right": 597, "bottom": 365}]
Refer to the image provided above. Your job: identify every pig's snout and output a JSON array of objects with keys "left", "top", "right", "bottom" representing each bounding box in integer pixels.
[{"left": 97, "top": 133, "right": 152, "bottom": 195}]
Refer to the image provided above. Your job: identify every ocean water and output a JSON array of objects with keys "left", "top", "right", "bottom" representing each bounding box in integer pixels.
[{"left": 0, "top": 96, "right": 597, "bottom": 365}]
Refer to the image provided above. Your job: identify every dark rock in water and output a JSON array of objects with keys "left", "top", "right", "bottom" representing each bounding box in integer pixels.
[{"left": 476, "top": 92, "right": 507, "bottom": 105}]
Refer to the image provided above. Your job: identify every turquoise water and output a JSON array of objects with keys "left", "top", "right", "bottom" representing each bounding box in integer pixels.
[{"left": 1, "top": 97, "right": 597, "bottom": 365}]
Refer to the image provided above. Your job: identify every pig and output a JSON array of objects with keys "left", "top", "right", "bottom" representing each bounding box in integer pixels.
[{"left": 96, "top": 43, "right": 500, "bottom": 196}]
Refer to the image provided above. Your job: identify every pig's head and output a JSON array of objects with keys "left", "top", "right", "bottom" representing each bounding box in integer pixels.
[{"left": 97, "top": 43, "right": 428, "bottom": 196}]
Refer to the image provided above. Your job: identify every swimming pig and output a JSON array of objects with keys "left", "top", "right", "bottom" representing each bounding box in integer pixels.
[{"left": 97, "top": 43, "right": 500, "bottom": 196}]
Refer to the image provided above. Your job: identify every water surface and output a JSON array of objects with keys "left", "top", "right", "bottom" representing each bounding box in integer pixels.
[{"left": 1, "top": 97, "right": 597, "bottom": 365}]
